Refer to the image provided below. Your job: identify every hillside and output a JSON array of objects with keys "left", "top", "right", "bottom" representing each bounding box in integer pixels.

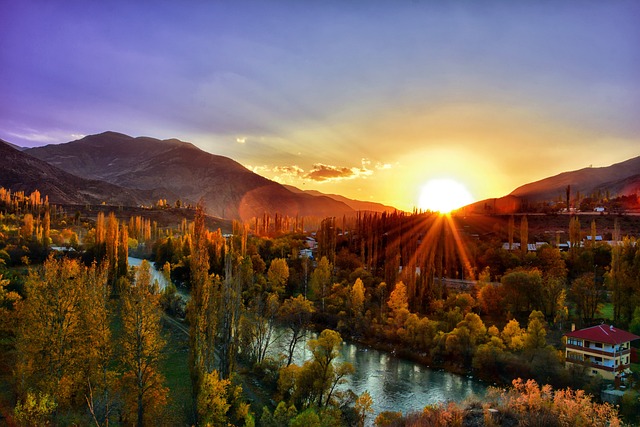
[
  {"left": 26, "top": 132, "right": 355, "bottom": 220},
  {"left": 510, "top": 156, "right": 640, "bottom": 203},
  {"left": 283, "top": 185, "right": 398, "bottom": 213},
  {"left": 0, "top": 139, "right": 150, "bottom": 206},
  {"left": 463, "top": 156, "right": 640, "bottom": 214}
]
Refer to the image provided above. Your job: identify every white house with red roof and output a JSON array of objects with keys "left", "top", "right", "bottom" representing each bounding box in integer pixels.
[{"left": 565, "top": 324, "right": 640, "bottom": 380}]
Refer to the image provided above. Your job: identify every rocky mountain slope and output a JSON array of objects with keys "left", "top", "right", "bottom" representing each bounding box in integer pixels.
[
  {"left": 0, "top": 139, "right": 150, "bottom": 206},
  {"left": 26, "top": 132, "right": 354, "bottom": 220}
]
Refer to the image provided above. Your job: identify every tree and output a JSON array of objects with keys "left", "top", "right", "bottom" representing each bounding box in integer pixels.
[
  {"left": 520, "top": 215, "right": 528, "bottom": 256},
  {"left": 571, "top": 273, "right": 604, "bottom": 322},
  {"left": 508, "top": 215, "right": 514, "bottom": 251},
  {"left": 279, "top": 295, "right": 314, "bottom": 366},
  {"left": 524, "top": 310, "right": 547, "bottom": 350},
  {"left": 21, "top": 213, "right": 34, "bottom": 240},
  {"left": 501, "top": 319, "right": 526, "bottom": 352},
  {"left": 267, "top": 258, "right": 289, "bottom": 295},
  {"left": 387, "top": 281, "right": 409, "bottom": 330},
  {"left": 310, "top": 256, "right": 332, "bottom": 312},
  {"left": 15, "top": 257, "right": 110, "bottom": 411},
  {"left": 500, "top": 268, "right": 543, "bottom": 314},
  {"left": 350, "top": 278, "right": 365, "bottom": 320},
  {"left": 307, "top": 329, "right": 354, "bottom": 408},
  {"left": 355, "top": 391, "right": 374, "bottom": 427},
  {"left": 197, "top": 370, "right": 231, "bottom": 426},
  {"left": 119, "top": 261, "right": 167, "bottom": 426},
  {"left": 188, "top": 204, "right": 218, "bottom": 419}
]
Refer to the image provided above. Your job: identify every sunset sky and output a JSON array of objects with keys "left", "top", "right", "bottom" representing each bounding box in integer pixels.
[{"left": 1, "top": 1, "right": 639, "bottom": 211}]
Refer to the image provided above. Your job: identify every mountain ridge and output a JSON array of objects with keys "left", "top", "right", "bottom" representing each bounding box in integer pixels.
[{"left": 25, "top": 132, "right": 356, "bottom": 220}]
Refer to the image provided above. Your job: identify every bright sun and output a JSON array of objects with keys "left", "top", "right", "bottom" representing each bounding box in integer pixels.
[{"left": 419, "top": 179, "right": 474, "bottom": 213}]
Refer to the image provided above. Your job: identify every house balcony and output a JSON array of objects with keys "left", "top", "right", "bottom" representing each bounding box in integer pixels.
[
  {"left": 566, "top": 343, "right": 631, "bottom": 358},
  {"left": 566, "top": 358, "right": 630, "bottom": 373}
]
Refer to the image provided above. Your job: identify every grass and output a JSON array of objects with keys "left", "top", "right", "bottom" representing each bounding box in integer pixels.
[
  {"left": 600, "top": 303, "right": 614, "bottom": 321},
  {"left": 161, "top": 317, "right": 193, "bottom": 426}
]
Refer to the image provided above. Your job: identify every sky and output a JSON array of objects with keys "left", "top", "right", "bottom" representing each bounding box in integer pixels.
[{"left": 1, "top": 1, "right": 639, "bottom": 211}]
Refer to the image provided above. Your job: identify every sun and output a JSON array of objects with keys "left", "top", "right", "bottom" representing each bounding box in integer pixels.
[{"left": 418, "top": 179, "right": 474, "bottom": 213}]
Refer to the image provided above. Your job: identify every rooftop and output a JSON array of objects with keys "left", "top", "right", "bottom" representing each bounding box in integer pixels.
[{"left": 565, "top": 324, "right": 640, "bottom": 345}]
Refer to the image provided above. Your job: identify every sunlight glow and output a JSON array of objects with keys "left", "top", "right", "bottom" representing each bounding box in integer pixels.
[{"left": 419, "top": 179, "right": 474, "bottom": 213}]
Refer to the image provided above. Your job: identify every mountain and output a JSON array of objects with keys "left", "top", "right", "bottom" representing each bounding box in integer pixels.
[
  {"left": 26, "top": 131, "right": 355, "bottom": 220},
  {"left": 463, "top": 156, "right": 640, "bottom": 214},
  {"left": 509, "top": 156, "right": 640, "bottom": 203},
  {"left": 0, "top": 139, "right": 150, "bottom": 206},
  {"left": 283, "top": 185, "right": 398, "bottom": 213}
]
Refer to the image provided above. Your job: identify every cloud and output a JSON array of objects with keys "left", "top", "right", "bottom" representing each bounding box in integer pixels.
[
  {"left": 7, "top": 130, "right": 86, "bottom": 144},
  {"left": 304, "top": 160, "right": 373, "bottom": 182},
  {"left": 246, "top": 159, "right": 381, "bottom": 183}
]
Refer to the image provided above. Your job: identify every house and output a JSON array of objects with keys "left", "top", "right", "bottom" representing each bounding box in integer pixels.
[{"left": 565, "top": 324, "right": 640, "bottom": 380}]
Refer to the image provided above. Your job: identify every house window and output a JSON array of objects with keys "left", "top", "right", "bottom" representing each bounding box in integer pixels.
[
  {"left": 594, "top": 357, "right": 603, "bottom": 363},
  {"left": 594, "top": 342, "right": 603, "bottom": 349},
  {"left": 568, "top": 338, "right": 582, "bottom": 346},
  {"left": 592, "top": 370, "right": 598, "bottom": 375}
]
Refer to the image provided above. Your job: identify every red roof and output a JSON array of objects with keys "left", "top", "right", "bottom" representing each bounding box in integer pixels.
[{"left": 565, "top": 324, "right": 640, "bottom": 345}]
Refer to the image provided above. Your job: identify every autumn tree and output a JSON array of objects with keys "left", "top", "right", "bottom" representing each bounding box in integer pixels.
[
  {"left": 306, "top": 329, "right": 354, "bottom": 408},
  {"left": 15, "top": 257, "right": 110, "bottom": 413},
  {"left": 501, "top": 319, "right": 526, "bottom": 352},
  {"left": 524, "top": 310, "right": 547, "bottom": 350},
  {"left": 387, "top": 281, "right": 409, "bottom": 331},
  {"left": 188, "top": 204, "right": 219, "bottom": 422},
  {"left": 21, "top": 213, "right": 34, "bottom": 240},
  {"left": 350, "top": 278, "right": 365, "bottom": 321},
  {"left": 279, "top": 295, "right": 315, "bottom": 366},
  {"left": 267, "top": 258, "right": 289, "bottom": 295},
  {"left": 119, "top": 261, "right": 168, "bottom": 426},
  {"left": 279, "top": 329, "right": 354, "bottom": 409},
  {"left": 310, "top": 256, "right": 332, "bottom": 312},
  {"left": 355, "top": 391, "right": 374, "bottom": 427}
]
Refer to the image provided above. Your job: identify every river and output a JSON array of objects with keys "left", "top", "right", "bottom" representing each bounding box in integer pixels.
[
  {"left": 129, "top": 257, "right": 487, "bottom": 419},
  {"left": 272, "top": 330, "right": 486, "bottom": 420}
]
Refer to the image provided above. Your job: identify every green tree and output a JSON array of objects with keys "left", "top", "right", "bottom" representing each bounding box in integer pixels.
[{"left": 571, "top": 273, "right": 603, "bottom": 322}]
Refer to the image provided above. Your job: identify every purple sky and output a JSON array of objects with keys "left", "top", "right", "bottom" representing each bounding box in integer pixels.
[{"left": 2, "top": 1, "right": 639, "bottom": 210}]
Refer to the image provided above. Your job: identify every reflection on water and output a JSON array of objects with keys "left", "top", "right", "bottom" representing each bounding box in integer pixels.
[
  {"left": 272, "top": 331, "right": 486, "bottom": 419},
  {"left": 128, "top": 257, "right": 170, "bottom": 290}
]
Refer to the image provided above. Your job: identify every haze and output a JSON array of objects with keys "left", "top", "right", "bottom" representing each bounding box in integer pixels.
[{"left": 1, "top": 1, "right": 639, "bottom": 211}]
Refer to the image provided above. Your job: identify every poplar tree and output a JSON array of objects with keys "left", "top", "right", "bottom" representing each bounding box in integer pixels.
[
  {"left": 520, "top": 215, "right": 528, "bottom": 256},
  {"left": 120, "top": 261, "right": 167, "bottom": 426},
  {"left": 188, "top": 204, "right": 218, "bottom": 421}
]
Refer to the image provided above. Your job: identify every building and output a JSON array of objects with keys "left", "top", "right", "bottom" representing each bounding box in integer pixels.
[{"left": 565, "top": 324, "right": 640, "bottom": 380}]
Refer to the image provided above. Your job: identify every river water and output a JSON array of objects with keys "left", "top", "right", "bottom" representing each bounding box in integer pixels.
[
  {"left": 128, "top": 256, "right": 171, "bottom": 289},
  {"left": 272, "top": 331, "right": 486, "bottom": 420},
  {"left": 129, "top": 257, "right": 486, "bottom": 419}
]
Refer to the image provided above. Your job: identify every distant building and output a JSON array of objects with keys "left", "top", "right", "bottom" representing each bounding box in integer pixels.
[
  {"left": 299, "top": 248, "right": 313, "bottom": 259},
  {"left": 305, "top": 237, "right": 317, "bottom": 250},
  {"left": 565, "top": 324, "right": 640, "bottom": 380}
]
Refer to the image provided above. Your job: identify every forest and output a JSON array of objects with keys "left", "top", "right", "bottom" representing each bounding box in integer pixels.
[{"left": 1, "top": 186, "right": 639, "bottom": 426}]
